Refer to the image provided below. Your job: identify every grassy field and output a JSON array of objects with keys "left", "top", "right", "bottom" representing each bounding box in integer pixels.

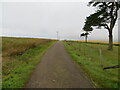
[
  {"left": 75, "top": 40, "right": 120, "bottom": 45},
  {"left": 2, "top": 37, "right": 56, "bottom": 88},
  {"left": 2, "top": 37, "right": 54, "bottom": 59},
  {"left": 64, "top": 41, "right": 119, "bottom": 88}
]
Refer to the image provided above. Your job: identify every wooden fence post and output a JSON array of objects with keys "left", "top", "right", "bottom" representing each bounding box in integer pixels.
[
  {"left": 99, "top": 48, "right": 103, "bottom": 69},
  {"left": 79, "top": 42, "right": 80, "bottom": 52}
]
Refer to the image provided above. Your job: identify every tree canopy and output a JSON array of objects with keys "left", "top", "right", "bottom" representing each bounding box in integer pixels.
[
  {"left": 84, "top": 1, "right": 120, "bottom": 31},
  {"left": 80, "top": 32, "right": 89, "bottom": 37},
  {"left": 83, "top": 1, "right": 120, "bottom": 50}
]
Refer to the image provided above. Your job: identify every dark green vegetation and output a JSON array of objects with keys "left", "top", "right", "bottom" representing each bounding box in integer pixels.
[
  {"left": 83, "top": 1, "right": 120, "bottom": 50},
  {"left": 2, "top": 37, "right": 56, "bottom": 88},
  {"left": 64, "top": 41, "right": 119, "bottom": 88},
  {"left": 80, "top": 32, "right": 89, "bottom": 43}
]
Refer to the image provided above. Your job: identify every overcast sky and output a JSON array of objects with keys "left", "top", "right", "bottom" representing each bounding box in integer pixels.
[{"left": 0, "top": 0, "right": 119, "bottom": 42}]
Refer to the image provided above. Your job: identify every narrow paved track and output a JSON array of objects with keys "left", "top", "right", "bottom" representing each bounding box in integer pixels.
[{"left": 25, "top": 41, "right": 93, "bottom": 88}]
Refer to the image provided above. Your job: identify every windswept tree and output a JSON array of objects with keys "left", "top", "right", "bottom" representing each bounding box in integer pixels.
[
  {"left": 80, "top": 32, "right": 89, "bottom": 43},
  {"left": 83, "top": 0, "right": 120, "bottom": 50}
]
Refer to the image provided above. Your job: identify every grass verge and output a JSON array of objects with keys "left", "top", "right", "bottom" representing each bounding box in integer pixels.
[
  {"left": 2, "top": 37, "right": 56, "bottom": 88},
  {"left": 64, "top": 41, "right": 119, "bottom": 88}
]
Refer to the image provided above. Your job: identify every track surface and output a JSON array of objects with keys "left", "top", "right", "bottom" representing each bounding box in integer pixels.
[{"left": 25, "top": 41, "right": 93, "bottom": 88}]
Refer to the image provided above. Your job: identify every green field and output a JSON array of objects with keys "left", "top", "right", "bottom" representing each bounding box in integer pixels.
[
  {"left": 64, "top": 41, "right": 119, "bottom": 88},
  {"left": 2, "top": 37, "right": 56, "bottom": 88}
]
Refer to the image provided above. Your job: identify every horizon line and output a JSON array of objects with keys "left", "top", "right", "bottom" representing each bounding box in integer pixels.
[{"left": 0, "top": 35, "right": 119, "bottom": 43}]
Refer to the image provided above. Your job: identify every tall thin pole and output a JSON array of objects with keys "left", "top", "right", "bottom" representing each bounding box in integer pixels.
[
  {"left": 56, "top": 31, "right": 59, "bottom": 40},
  {"left": 99, "top": 48, "right": 103, "bottom": 69}
]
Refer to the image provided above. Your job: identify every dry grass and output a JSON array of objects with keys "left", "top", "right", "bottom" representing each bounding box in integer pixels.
[
  {"left": 75, "top": 40, "right": 120, "bottom": 44},
  {"left": 2, "top": 37, "right": 54, "bottom": 60},
  {"left": 2, "top": 37, "right": 56, "bottom": 88}
]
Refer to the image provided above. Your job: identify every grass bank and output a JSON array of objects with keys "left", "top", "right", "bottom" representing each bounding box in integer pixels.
[
  {"left": 2, "top": 37, "right": 53, "bottom": 59},
  {"left": 64, "top": 41, "right": 119, "bottom": 88},
  {"left": 2, "top": 37, "right": 56, "bottom": 88}
]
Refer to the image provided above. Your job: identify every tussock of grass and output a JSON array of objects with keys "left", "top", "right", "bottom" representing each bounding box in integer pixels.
[
  {"left": 2, "top": 37, "right": 56, "bottom": 88},
  {"left": 64, "top": 41, "right": 119, "bottom": 88}
]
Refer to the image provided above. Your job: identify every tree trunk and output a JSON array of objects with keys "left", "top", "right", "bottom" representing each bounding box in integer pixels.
[
  {"left": 85, "top": 35, "right": 87, "bottom": 43},
  {"left": 108, "top": 31, "right": 113, "bottom": 50}
]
